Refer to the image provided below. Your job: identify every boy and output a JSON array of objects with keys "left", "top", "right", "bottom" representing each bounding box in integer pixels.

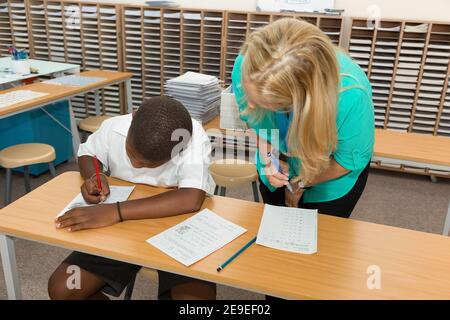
[{"left": 48, "top": 96, "right": 216, "bottom": 300}]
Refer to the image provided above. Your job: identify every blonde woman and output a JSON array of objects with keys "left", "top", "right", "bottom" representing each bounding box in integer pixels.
[{"left": 232, "top": 18, "right": 374, "bottom": 217}]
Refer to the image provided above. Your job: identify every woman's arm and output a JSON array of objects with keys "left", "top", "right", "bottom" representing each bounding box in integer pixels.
[
  {"left": 285, "top": 158, "right": 349, "bottom": 207},
  {"left": 306, "top": 158, "right": 349, "bottom": 187}
]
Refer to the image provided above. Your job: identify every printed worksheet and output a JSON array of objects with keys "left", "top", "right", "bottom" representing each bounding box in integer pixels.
[
  {"left": 256, "top": 204, "right": 318, "bottom": 254},
  {"left": 147, "top": 209, "right": 247, "bottom": 266},
  {"left": 56, "top": 186, "right": 135, "bottom": 218}
]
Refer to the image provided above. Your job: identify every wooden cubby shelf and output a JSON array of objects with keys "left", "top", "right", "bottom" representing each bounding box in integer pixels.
[
  {"left": 1, "top": 1, "right": 448, "bottom": 178},
  {"left": 349, "top": 18, "right": 450, "bottom": 138}
]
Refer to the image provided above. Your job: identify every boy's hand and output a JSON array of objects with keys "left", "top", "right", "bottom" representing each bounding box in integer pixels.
[
  {"left": 55, "top": 204, "right": 119, "bottom": 232},
  {"left": 81, "top": 175, "right": 110, "bottom": 204}
]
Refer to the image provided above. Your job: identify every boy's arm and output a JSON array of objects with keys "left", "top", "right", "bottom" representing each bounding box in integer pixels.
[
  {"left": 77, "top": 118, "right": 112, "bottom": 203},
  {"left": 55, "top": 188, "right": 206, "bottom": 232},
  {"left": 120, "top": 188, "right": 205, "bottom": 219}
]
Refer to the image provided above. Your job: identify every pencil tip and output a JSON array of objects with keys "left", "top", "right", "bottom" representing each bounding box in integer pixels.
[{"left": 216, "top": 267, "right": 222, "bottom": 272}]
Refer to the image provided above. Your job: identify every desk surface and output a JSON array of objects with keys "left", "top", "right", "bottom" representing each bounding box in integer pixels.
[
  {"left": 374, "top": 129, "right": 450, "bottom": 167},
  {"left": 0, "top": 58, "right": 79, "bottom": 86},
  {"left": 1, "top": 171, "right": 450, "bottom": 299},
  {"left": 0, "top": 70, "right": 132, "bottom": 118},
  {"left": 204, "top": 116, "right": 450, "bottom": 168}
]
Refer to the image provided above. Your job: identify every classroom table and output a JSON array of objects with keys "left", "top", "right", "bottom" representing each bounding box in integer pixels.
[
  {"left": 372, "top": 129, "right": 450, "bottom": 236},
  {"left": 1, "top": 171, "right": 450, "bottom": 300},
  {"left": 204, "top": 116, "right": 450, "bottom": 237},
  {"left": 0, "top": 70, "right": 133, "bottom": 156},
  {"left": 373, "top": 129, "right": 450, "bottom": 172},
  {"left": 0, "top": 58, "right": 80, "bottom": 88}
]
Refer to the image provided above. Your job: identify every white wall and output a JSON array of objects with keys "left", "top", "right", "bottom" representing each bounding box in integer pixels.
[{"left": 96, "top": 0, "right": 450, "bottom": 22}]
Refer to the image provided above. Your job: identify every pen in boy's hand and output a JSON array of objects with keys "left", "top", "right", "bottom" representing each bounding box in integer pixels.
[{"left": 92, "top": 156, "right": 106, "bottom": 202}]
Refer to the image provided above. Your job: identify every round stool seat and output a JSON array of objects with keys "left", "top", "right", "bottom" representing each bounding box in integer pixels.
[
  {"left": 0, "top": 143, "right": 56, "bottom": 169},
  {"left": 209, "top": 159, "right": 258, "bottom": 188},
  {"left": 79, "top": 115, "right": 112, "bottom": 133}
]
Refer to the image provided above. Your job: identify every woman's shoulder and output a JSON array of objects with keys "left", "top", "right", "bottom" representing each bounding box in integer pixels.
[
  {"left": 337, "top": 51, "right": 372, "bottom": 104},
  {"left": 337, "top": 51, "right": 371, "bottom": 89}
]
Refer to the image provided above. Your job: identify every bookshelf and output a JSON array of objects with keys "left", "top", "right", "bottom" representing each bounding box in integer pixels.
[
  {"left": 349, "top": 18, "right": 450, "bottom": 138},
  {"left": 1, "top": 1, "right": 448, "bottom": 177},
  {"left": 0, "top": 1, "right": 13, "bottom": 57},
  {"left": 25, "top": 1, "right": 123, "bottom": 119},
  {"left": 2, "top": 1, "right": 344, "bottom": 115},
  {"left": 349, "top": 18, "right": 450, "bottom": 175},
  {"left": 223, "top": 11, "right": 248, "bottom": 86}
]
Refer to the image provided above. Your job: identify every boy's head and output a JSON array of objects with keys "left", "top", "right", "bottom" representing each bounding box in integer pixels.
[{"left": 126, "top": 96, "right": 193, "bottom": 168}]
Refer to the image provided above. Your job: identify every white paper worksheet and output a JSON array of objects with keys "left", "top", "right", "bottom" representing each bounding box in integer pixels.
[
  {"left": 147, "top": 209, "right": 247, "bottom": 266},
  {"left": 56, "top": 186, "right": 135, "bottom": 218},
  {"left": 256, "top": 204, "right": 318, "bottom": 254}
]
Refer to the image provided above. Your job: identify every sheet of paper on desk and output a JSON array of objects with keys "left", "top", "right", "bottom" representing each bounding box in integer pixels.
[
  {"left": 147, "top": 209, "right": 247, "bottom": 267},
  {"left": 256, "top": 204, "right": 317, "bottom": 254},
  {"left": 56, "top": 186, "right": 135, "bottom": 218}
]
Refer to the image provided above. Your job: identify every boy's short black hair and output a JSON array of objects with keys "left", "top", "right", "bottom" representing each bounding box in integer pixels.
[{"left": 127, "top": 96, "right": 193, "bottom": 163}]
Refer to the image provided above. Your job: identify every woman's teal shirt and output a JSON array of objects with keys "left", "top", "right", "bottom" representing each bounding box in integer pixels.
[{"left": 231, "top": 51, "right": 375, "bottom": 203}]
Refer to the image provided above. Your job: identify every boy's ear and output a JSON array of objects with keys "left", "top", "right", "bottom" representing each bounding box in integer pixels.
[{"left": 132, "top": 111, "right": 136, "bottom": 117}]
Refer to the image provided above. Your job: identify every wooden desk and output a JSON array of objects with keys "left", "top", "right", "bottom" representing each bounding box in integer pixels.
[
  {"left": 205, "top": 117, "right": 450, "bottom": 169},
  {"left": 0, "top": 70, "right": 133, "bottom": 155},
  {"left": 374, "top": 129, "right": 450, "bottom": 170},
  {"left": 203, "top": 117, "right": 450, "bottom": 237},
  {"left": 2, "top": 172, "right": 450, "bottom": 300},
  {"left": 373, "top": 129, "right": 450, "bottom": 238},
  {"left": 0, "top": 58, "right": 80, "bottom": 88},
  {"left": 203, "top": 116, "right": 221, "bottom": 132}
]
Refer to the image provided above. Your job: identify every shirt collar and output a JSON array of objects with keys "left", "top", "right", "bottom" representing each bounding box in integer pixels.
[{"left": 112, "top": 113, "right": 133, "bottom": 137}]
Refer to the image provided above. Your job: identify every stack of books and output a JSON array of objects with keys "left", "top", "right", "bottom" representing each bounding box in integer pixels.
[{"left": 164, "top": 72, "right": 221, "bottom": 123}]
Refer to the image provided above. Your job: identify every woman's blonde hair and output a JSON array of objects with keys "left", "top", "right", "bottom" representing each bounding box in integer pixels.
[{"left": 240, "top": 18, "right": 340, "bottom": 183}]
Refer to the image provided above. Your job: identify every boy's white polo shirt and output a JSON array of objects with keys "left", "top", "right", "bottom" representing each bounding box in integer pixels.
[{"left": 78, "top": 114, "right": 216, "bottom": 195}]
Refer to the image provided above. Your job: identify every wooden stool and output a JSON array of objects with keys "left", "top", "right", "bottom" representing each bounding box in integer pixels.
[
  {"left": 0, "top": 143, "right": 56, "bottom": 206},
  {"left": 78, "top": 115, "right": 112, "bottom": 141},
  {"left": 209, "top": 159, "right": 259, "bottom": 202},
  {"left": 124, "top": 268, "right": 158, "bottom": 300}
]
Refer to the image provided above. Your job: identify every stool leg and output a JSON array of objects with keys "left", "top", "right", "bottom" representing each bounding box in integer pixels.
[
  {"left": 48, "top": 162, "right": 56, "bottom": 178},
  {"left": 220, "top": 187, "right": 226, "bottom": 196},
  {"left": 23, "top": 166, "right": 31, "bottom": 193},
  {"left": 252, "top": 181, "right": 260, "bottom": 203},
  {"left": 5, "top": 168, "right": 12, "bottom": 206},
  {"left": 214, "top": 185, "right": 219, "bottom": 195},
  {"left": 443, "top": 200, "right": 450, "bottom": 236},
  {"left": 123, "top": 273, "right": 137, "bottom": 300}
]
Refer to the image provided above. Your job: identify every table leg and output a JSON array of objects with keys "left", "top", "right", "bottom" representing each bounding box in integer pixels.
[
  {"left": 443, "top": 200, "right": 450, "bottom": 236},
  {"left": 0, "top": 234, "right": 22, "bottom": 300},
  {"left": 94, "top": 90, "right": 101, "bottom": 116},
  {"left": 68, "top": 100, "right": 81, "bottom": 159},
  {"left": 125, "top": 79, "right": 133, "bottom": 114}
]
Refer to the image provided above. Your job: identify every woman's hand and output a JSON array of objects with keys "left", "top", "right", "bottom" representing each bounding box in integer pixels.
[
  {"left": 285, "top": 187, "right": 304, "bottom": 207},
  {"left": 263, "top": 158, "right": 290, "bottom": 188},
  {"left": 80, "top": 174, "right": 110, "bottom": 204},
  {"left": 55, "top": 204, "right": 120, "bottom": 232},
  {"left": 258, "top": 140, "right": 290, "bottom": 188}
]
